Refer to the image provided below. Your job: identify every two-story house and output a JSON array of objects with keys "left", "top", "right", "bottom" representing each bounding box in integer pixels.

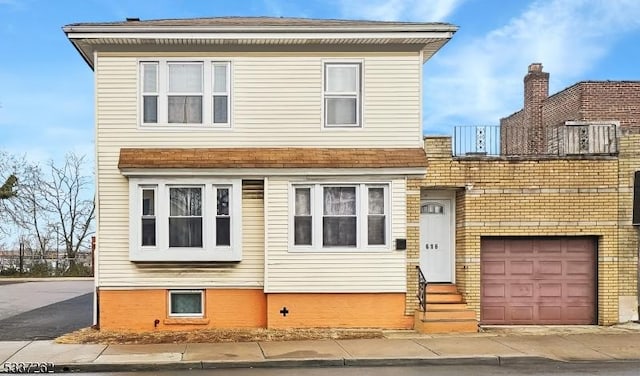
[{"left": 64, "top": 17, "right": 458, "bottom": 332}]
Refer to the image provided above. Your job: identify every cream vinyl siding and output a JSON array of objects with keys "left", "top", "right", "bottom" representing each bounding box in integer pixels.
[
  {"left": 95, "top": 52, "right": 418, "bottom": 287},
  {"left": 265, "top": 177, "right": 407, "bottom": 293},
  {"left": 95, "top": 53, "right": 422, "bottom": 147},
  {"left": 96, "top": 179, "right": 264, "bottom": 288}
]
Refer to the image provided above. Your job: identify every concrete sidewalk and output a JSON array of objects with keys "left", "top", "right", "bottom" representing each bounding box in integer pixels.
[{"left": 2, "top": 326, "right": 640, "bottom": 373}]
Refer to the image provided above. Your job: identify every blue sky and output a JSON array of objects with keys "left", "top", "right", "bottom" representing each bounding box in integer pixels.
[{"left": 1, "top": 0, "right": 639, "bottom": 163}]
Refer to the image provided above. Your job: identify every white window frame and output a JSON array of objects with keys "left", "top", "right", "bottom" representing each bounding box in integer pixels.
[
  {"left": 140, "top": 185, "right": 157, "bottom": 248},
  {"left": 289, "top": 182, "right": 390, "bottom": 252},
  {"left": 293, "top": 185, "right": 314, "bottom": 247},
  {"left": 129, "top": 177, "right": 242, "bottom": 262},
  {"left": 166, "top": 62, "right": 204, "bottom": 125},
  {"left": 140, "top": 62, "right": 159, "bottom": 124},
  {"left": 167, "top": 185, "right": 204, "bottom": 248},
  {"left": 211, "top": 62, "right": 231, "bottom": 126},
  {"left": 322, "top": 61, "right": 363, "bottom": 128},
  {"left": 168, "top": 290, "right": 204, "bottom": 317},
  {"left": 139, "top": 59, "right": 231, "bottom": 128},
  {"left": 366, "top": 185, "right": 389, "bottom": 246}
]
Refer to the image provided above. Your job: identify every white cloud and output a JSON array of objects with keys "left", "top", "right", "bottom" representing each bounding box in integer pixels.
[
  {"left": 337, "top": 0, "right": 465, "bottom": 21},
  {"left": 423, "top": 0, "right": 640, "bottom": 132}
]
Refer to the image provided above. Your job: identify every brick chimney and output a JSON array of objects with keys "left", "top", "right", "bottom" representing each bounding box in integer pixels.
[{"left": 523, "top": 63, "right": 549, "bottom": 154}]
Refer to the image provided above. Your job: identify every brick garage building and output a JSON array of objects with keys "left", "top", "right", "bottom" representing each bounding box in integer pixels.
[
  {"left": 409, "top": 64, "right": 639, "bottom": 328},
  {"left": 501, "top": 63, "right": 640, "bottom": 155}
]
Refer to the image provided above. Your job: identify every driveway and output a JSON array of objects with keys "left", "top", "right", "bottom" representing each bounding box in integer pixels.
[{"left": 0, "top": 280, "right": 93, "bottom": 340}]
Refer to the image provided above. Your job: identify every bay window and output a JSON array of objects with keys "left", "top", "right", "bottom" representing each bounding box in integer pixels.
[
  {"left": 291, "top": 183, "right": 389, "bottom": 250},
  {"left": 129, "top": 178, "right": 241, "bottom": 262},
  {"left": 140, "top": 59, "right": 230, "bottom": 127}
]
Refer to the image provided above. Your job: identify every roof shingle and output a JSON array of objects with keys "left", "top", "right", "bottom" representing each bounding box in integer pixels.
[
  {"left": 66, "top": 16, "right": 455, "bottom": 29},
  {"left": 118, "top": 147, "right": 428, "bottom": 169}
]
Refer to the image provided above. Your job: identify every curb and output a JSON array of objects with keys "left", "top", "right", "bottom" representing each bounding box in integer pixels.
[
  {"left": 50, "top": 355, "right": 562, "bottom": 373},
  {"left": 54, "top": 361, "right": 202, "bottom": 373},
  {"left": 0, "top": 277, "right": 94, "bottom": 282}
]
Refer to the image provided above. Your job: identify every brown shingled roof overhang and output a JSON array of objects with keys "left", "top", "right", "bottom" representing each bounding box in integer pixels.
[{"left": 118, "top": 148, "right": 428, "bottom": 169}]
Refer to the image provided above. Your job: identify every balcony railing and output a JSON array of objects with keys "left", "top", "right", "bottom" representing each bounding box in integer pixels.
[
  {"left": 453, "top": 125, "right": 501, "bottom": 157},
  {"left": 453, "top": 123, "right": 618, "bottom": 157}
]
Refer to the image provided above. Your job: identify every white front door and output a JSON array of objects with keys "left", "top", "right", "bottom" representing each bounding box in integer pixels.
[{"left": 419, "top": 199, "right": 453, "bottom": 283}]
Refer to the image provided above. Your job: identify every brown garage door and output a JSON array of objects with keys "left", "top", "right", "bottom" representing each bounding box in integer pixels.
[{"left": 481, "top": 237, "right": 596, "bottom": 325}]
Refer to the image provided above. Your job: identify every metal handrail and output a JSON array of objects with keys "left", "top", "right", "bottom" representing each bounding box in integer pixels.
[{"left": 416, "top": 265, "right": 427, "bottom": 312}]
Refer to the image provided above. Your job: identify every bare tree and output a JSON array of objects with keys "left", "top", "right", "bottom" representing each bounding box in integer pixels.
[
  {"left": 41, "top": 153, "right": 95, "bottom": 269},
  {"left": 1, "top": 151, "right": 95, "bottom": 271}
]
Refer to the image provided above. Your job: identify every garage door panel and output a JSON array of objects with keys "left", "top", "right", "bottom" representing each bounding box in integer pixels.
[
  {"left": 536, "top": 238, "right": 562, "bottom": 253},
  {"left": 483, "top": 283, "right": 506, "bottom": 297},
  {"left": 566, "top": 306, "right": 595, "bottom": 321},
  {"left": 510, "top": 261, "right": 534, "bottom": 275},
  {"left": 481, "top": 237, "right": 596, "bottom": 325},
  {"left": 482, "top": 238, "right": 505, "bottom": 254},
  {"left": 567, "top": 238, "right": 593, "bottom": 251},
  {"left": 538, "top": 306, "right": 562, "bottom": 320},
  {"left": 567, "top": 261, "right": 593, "bottom": 275},
  {"left": 482, "top": 306, "right": 505, "bottom": 321},
  {"left": 509, "top": 283, "right": 533, "bottom": 298},
  {"left": 539, "top": 261, "right": 563, "bottom": 276},
  {"left": 510, "top": 240, "right": 534, "bottom": 253},
  {"left": 510, "top": 306, "right": 534, "bottom": 321},
  {"left": 566, "top": 283, "right": 593, "bottom": 298},
  {"left": 482, "top": 261, "right": 506, "bottom": 275},
  {"left": 539, "top": 283, "right": 562, "bottom": 297}
]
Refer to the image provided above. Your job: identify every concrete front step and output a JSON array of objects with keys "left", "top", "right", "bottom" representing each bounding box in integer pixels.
[
  {"left": 421, "top": 309, "right": 477, "bottom": 320},
  {"left": 426, "top": 303, "right": 469, "bottom": 311},
  {"left": 425, "top": 293, "right": 463, "bottom": 303},
  {"left": 415, "top": 318, "right": 479, "bottom": 334},
  {"left": 426, "top": 284, "right": 458, "bottom": 294}
]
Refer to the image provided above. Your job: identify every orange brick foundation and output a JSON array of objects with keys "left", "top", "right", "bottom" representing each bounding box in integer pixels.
[
  {"left": 99, "top": 290, "right": 412, "bottom": 331},
  {"left": 98, "top": 289, "right": 266, "bottom": 331},
  {"left": 267, "top": 293, "right": 412, "bottom": 329}
]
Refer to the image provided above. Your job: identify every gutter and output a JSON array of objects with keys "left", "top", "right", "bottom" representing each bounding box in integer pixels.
[{"left": 62, "top": 24, "right": 459, "bottom": 34}]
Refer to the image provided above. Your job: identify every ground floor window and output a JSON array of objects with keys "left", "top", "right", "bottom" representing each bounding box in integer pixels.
[
  {"left": 291, "top": 183, "right": 389, "bottom": 250},
  {"left": 129, "top": 178, "right": 242, "bottom": 262}
]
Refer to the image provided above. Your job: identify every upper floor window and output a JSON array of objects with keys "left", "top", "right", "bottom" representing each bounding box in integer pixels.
[
  {"left": 323, "top": 63, "right": 361, "bottom": 127},
  {"left": 140, "top": 60, "right": 230, "bottom": 127}
]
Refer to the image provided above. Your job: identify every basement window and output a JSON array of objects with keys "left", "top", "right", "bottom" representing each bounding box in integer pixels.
[{"left": 168, "top": 290, "right": 204, "bottom": 317}]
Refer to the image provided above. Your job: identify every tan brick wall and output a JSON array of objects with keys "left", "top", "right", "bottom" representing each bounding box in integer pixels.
[
  {"left": 408, "top": 135, "right": 639, "bottom": 325},
  {"left": 617, "top": 134, "right": 640, "bottom": 312}
]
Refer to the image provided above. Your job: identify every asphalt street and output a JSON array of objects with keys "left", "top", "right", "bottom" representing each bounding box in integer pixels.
[
  {"left": 72, "top": 362, "right": 640, "bottom": 376},
  {"left": 0, "top": 292, "right": 92, "bottom": 340},
  {"left": 0, "top": 280, "right": 93, "bottom": 340}
]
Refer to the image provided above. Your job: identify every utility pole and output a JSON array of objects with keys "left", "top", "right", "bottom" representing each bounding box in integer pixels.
[
  {"left": 56, "top": 225, "right": 60, "bottom": 275},
  {"left": 18, "top": 239, "right": 23, "bottom": 274}
]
